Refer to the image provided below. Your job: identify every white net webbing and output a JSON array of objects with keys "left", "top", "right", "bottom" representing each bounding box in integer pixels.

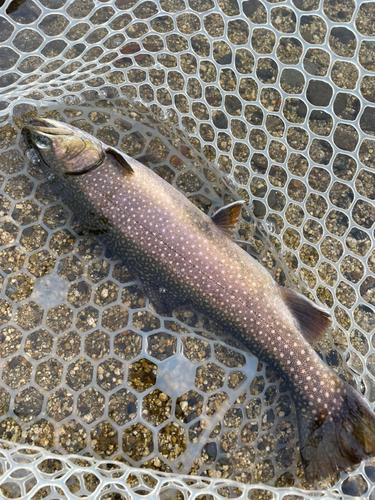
[{"left": 0, "top": 0, "right": 375, "bottom": 498}]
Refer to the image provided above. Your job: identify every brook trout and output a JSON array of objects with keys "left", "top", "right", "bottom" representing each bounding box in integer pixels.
[{"left": 22, "top": 119, "right": 375, "bottom": 484}]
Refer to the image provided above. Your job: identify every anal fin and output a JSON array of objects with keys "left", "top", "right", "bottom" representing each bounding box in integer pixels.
[
  {"left": 211, "top": 201, "right": 244, "bottom": 237},
  {"left": 138, "top": 275, "right": 184, "bottom": 316},
  {"left": 279, "top": 285, "right": 332, "bottom": 343}
]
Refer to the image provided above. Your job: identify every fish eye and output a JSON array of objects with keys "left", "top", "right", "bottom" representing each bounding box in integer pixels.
[{"left": 35, "top": 136, "right": 51, "bottom": 149}]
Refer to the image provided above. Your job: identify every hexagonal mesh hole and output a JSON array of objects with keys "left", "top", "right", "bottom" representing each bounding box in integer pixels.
[{"left": 0, "top": 0, "right": 374, "bottom": 498}]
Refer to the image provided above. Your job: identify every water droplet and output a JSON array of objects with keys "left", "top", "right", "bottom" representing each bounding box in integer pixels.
[
  {"left": 158, "top": 108, "right": 172, "bottom": 121},
  {"left": 113, "top": 36, "right": 123, "bottom": 46},
  {"left": 63, "top": 97, "right": 72, "bottom": 105},
  {"left": 257, "top": 220, "right": 267, "bottom": 235},
  {"left": 36, "top": 136, "right": 51, "bottom": 149},
  {"left": 47, "top": 172, "right": 56, "bottom": 182},
  {"left": 26, "top": 149, "right": 40, "bottom": 164},
  {"left": 159, "top": 287, "right": 166, "bottom": 294},
  {"left": 265, "top": 217, "right": 278, "bottom": 233},
  {"left": 61, "top": 95, "right": 81, "bottom": 105}
]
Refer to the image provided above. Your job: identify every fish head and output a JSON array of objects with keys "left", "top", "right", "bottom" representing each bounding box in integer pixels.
[{"left": 22, "top": 118, "right": 105, "bottom": 175}]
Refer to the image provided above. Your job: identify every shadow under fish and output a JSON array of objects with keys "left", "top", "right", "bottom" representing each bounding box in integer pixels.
[{"left": 22, "top": 118, "right": 375, "bottom": 486}]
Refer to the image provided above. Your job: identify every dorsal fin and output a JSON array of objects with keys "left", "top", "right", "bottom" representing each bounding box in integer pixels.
[
  {"left": 106, "top": 147, "right": 134, "bottom": 177},
  {"left": 279, "top": 286, "right": 332, "bottom": 343},
  {"left": 211, "top": 201, "right": 244, "bottom": 237}
]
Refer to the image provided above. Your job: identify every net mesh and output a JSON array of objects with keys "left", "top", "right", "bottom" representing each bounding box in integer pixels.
[{"left": 0, "top": 0, "right": 374, "bottom": 498}]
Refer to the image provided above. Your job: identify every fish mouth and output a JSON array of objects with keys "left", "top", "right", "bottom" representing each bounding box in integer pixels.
[
  {"left": 28, "top": 119, "right": 50, "bottom": 127},
  {"left": 24, "top": 118, "right": 72, "bottom": 136},
  {"left": 22, "top": 117, "right": 106, "bottom": 175}
]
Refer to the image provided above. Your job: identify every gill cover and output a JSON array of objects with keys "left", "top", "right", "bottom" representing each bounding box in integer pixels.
[{"left": 22, "top": 118, "right": 105, "bottom": 174}]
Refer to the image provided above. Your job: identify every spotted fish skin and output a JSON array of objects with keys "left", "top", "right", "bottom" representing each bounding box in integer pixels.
[{"left": 22, "top": 119, "right": 375, "bottom": 485}]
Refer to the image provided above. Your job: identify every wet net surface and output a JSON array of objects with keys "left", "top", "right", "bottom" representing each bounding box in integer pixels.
[{"left": 0, "top": 0, "right": 374, "bottom": 498}]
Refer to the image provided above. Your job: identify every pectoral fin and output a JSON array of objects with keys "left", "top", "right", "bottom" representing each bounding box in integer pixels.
[
  {"left": 279, "top": 286, "right": 332, "bottom": 343},
  {"left": 74, "top": 226, "right": 109, "bottom": 237},
  {"left": 36, "top": 180, "right": 63, "bottom": 201},
  {"left": 106, "top": 147, "right": 135, "bottom": 177}
]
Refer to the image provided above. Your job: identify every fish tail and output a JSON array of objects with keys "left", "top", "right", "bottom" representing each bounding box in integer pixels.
[{"left": 297, "top": 378, "right": 375, "bottom": 485}]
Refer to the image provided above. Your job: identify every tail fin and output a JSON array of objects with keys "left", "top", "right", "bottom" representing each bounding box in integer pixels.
[{"left": 297, "top": 379, "right": 375, "bottom": 485}]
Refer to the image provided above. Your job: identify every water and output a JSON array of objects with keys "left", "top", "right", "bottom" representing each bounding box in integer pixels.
[{"left": 0, "top": 0, "right": 374, "bottom": 498}]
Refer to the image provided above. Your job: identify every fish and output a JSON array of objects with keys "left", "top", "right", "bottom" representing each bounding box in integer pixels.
[{"left": 22, "top": 118, "right": 375, "bottom": 485}]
